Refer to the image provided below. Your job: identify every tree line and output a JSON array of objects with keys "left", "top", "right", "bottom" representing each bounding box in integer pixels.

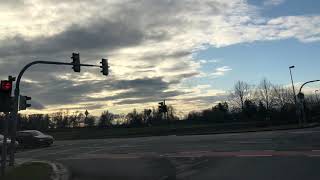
[
  {"left": 0, "top": 105, "right": 179, "bottom": 131},
  {"left": 187, "top": 78, "right": 320, "bottom": 125},
  {"left": 0, "top": 78, "right": 319, "bottom": 132}
]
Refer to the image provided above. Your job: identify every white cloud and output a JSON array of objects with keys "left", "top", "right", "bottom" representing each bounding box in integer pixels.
[
  {"left": 210, "top": 66, "right": 233, "bottom": 77},
  {"left": 264, "top": 0, "right": 285, "bottom": 6}
]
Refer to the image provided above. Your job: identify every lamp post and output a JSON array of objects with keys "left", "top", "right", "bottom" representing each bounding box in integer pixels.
[{"left": 289, "top": 66, "right": 297, "bottom": 105}]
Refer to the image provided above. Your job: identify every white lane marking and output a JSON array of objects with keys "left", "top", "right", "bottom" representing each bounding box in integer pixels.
[
  {"left": 237, "top": 155, "right": 273, "bottom": 157},
  {"left": 308, "top": 155, "right": 320, "bottom": 157},
  {"left": 79, "top": 147, "right": 106, "bottom": 149}
]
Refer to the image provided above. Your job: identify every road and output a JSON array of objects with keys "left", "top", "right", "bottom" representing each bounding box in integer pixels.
[{"left": 16, "top": 127, "right": 320, "bottom": 180}]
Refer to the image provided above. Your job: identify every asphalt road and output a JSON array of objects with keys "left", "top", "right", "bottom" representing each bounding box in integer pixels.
[{"left": 15, "top": 127, "right": 320, "bottom": 180}]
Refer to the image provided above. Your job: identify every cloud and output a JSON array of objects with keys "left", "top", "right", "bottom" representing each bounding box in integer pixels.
[
  {"left": 0, "top": 20, "right": 145, "bottom": 57},
  {"left": 208, "top": 66, "right": 232, "bottom": 77},
  {"left": 29, "top": 100, "right": 45, "bottom": 110},
  {"left": 0, "top": 0, "right": 319, "bottom": 115},
  {"left": 263, "top": 0, "right": 285, "bottom": 6}
]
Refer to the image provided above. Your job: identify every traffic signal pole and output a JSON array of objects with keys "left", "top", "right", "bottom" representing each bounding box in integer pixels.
[
  {"left": 9, "top": 60, "right": 104, "bottom": 166},
  {"left": 296, "top": 80, "right": 320, "bottom": 126},
  {"left": 1, "top": 113, "right": 9, "bottom": 177}
]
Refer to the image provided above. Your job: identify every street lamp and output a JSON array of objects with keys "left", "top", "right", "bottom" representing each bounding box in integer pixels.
[{"left": 289, "top": 66, "right": 297, "bottom": 105}]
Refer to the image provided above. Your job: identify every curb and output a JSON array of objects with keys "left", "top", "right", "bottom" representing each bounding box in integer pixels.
[{"left": 15, "top": 159, "right": 70, "bottom": 180}]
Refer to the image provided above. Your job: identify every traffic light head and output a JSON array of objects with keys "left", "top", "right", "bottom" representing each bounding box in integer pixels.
[
  {"left": 1, "top": 80, "right": 12, "bottom": 92},
  {"left": 100, "top": 59, "right": 109, "bottom": 76},
  {"left": 0, "top": 80, "right": 13, "bottom": 112},
  {"left": 71, "top": 53, "right": 80, "bottom": 72},
  {"left": 158, "top": 102, "right": 167, "bottom": 113},
  {"left": 19, "top": 95, "right": 32, "bottom": 110}
]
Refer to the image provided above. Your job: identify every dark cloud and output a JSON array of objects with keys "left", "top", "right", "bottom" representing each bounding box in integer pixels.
[
  {"left": 115, "top": 90, "right": 182, "bottom": 105},
  {"left": 19, "top": 76, "right": 185, "bottom": 109},
  {"left": 0, "top": 20, "right": 144, "bottom": 57},
  {"left": 172, "top": 94, "right": 229, "bottom": 104}
]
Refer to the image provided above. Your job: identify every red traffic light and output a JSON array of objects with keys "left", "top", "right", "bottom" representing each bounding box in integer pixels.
[{"left": 1, "top": 81, "right": 12, "bottom": 91}]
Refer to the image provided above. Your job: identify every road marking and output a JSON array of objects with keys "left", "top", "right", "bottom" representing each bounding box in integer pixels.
[
  {"left": 308, "top": 155, "right": 320, "bottom": 157},
  {"left": 237, "top": 154, "right": 273, "bottom": 157}
]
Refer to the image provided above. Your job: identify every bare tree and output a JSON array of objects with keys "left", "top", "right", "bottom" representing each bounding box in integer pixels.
[
  {"left": 167, "top": 105, "right": 179, "bottom": 121},
  {"left": 142, "top": 109, "right": 152, "bottom": 125},
  {"left": 230, "top": 81, "right": 251, "bottom": 111},
  {"left": 126, "top": 109, "right": 143, "bottom": 127},
  {"left": 256, "top": 78, "right": 275, "bottom": 110},
  {"left": 272, "top": 85, "right": 294, "bottom": 109},
  {"left": 98, "top": 111, "right": 114, "bottom": 128}
]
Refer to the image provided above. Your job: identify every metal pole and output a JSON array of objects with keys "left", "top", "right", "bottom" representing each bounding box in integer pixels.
[
  {"left": 9, "top": 60, "right": 102, "bottom": 166},
  {"left": 298, "top": 80, "right": 320, "bottom": 126},
  {"left": 289, "top": 67, "right": 297, "bottom": 105},
  {"left": 289, "top": 66, "right": 300, "bottom": 126},
  {"left": 1, "top": 113, "right": 9, "bottom": 176}
]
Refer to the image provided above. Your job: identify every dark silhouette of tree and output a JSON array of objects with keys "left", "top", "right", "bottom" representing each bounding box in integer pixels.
[
  {"left": 68, "top": 111, "right": 83, "bottom": 128},
  {"left": 150, "top": 107, "right": 164, "bottom": 125},
  {"left": 98, "top": 111, "right": 114, "bottom": 128},
  {"left": 126, "top": 109, "right": 143, "bottom": 127},
  {"left": 257, "top": 101, "right": 267, "bottom": 121},
  {"left": 52, "top": 112, "right": 66, "bottom": 129},
  {"left": 243, "top": 100, "right": 258, "bottom": 119},
  {"left": 167, "top": 105, "right": 179, "bottom": 122},
  {"left": 142, "top": 109, "right": 152, "bottom": 126},
  {"left": 187, "top": 111, "right": 201, "bottom": 121},
  {"left": 84, "top": 115, "right": 96, "bottom": 127}
]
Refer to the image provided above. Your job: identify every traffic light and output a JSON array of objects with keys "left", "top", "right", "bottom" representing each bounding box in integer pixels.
[
  {"left": 158, "top": 102, "right": 167, "bottom": 113},
  {"left": 100, "top": 59, "right": 109, "bottom": 76},
  {"left": 158, "top": 102, "right": 164, "bottom": 112},
  {"left": 0, "top": 80, "right": 13, "bottom": 112},
  {"left": 19, "top": 95, "right": 31, "bottom": 110},
  {"left": 71, "top": 53, "right": 80, "bottom": 72}
]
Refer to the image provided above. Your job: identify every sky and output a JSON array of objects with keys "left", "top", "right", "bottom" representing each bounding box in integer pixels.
[{"left": 0, "top": 0, "right": 319, "bottom": 116}]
